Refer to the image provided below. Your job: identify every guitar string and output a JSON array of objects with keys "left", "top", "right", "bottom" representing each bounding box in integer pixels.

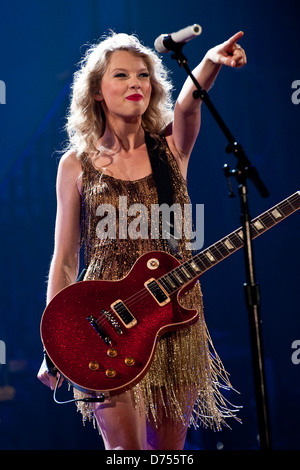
[
  {"left": 101, "top": 196, "right": 297, "bottom": 311},
  {"left": 93, "top": 201, "right": 294, "bottom": 325},
  {"left": 93, "top": 196, "right": 299, "bottom": 331}
]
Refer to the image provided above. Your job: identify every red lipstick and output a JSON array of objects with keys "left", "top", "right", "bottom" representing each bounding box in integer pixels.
[{"left": 126, "top": 94, "right": 143, "bottom": 101}]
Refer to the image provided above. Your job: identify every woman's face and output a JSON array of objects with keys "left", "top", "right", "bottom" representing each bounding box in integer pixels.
[{"left": 95, "top": 50, "right": 152, "bottom": 122}]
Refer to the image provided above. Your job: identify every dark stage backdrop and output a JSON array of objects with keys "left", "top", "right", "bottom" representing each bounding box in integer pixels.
[{"left": 0, "top": 0, "right": 299, "bottom": 451}]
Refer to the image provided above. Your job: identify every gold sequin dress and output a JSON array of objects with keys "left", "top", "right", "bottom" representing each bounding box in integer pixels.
[{"left": 74, "top": 140, "right": 240, "bottom": 430}]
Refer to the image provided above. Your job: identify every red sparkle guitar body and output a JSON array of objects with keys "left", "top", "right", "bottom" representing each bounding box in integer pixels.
[
  {"left": 41, "top": 251, "right": 198, "bottom": 396},
  {"left": 41, "top": 192, "right": 300, "bottom": 396}
]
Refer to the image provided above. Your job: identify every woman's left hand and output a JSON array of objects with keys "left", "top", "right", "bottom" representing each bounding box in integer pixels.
[{"left": 206, "top": 31, "right": 247, "bottom": 69}]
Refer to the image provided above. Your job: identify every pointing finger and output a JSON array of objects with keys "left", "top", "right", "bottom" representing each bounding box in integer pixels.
[{"left": 226, "top": 31, "right": 244, "bottom": 48}]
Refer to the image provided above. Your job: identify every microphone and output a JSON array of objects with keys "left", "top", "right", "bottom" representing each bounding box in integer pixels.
[{"left": 154, "top": 24, "right": 202, "bottom": 53}]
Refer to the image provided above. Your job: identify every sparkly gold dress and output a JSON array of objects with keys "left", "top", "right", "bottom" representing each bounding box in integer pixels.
[{"left": 74, "top": 138, "right": 240, "bottom": 430}]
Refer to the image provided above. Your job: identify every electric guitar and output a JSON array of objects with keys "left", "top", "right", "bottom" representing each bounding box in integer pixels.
[{"left": 41, "top": 192, "right": 299, "bottom": 396}]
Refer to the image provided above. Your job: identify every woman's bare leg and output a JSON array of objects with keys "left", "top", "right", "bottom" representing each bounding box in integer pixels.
[
  {"left": 146, "top": 399, "right": 189, "bottom": 450},
  {"left": 146, "top": 386, "right": 196, "bottom": 450},
  {"left": 93, "top": 386, "right": 194, "bottom": 450},
  {"left": 146, "top": 418, "right": 188, "bottom": 450},
  {"left": 93, "top": 390, "right": 147, "bottom": 450}
]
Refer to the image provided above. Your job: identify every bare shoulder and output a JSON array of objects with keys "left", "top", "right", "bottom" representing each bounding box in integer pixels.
[
  {"left": 58, "top": 150, "right": 82, "bottom": 174},
  {"left": 57, "top": 150, "right": 83, "bottom": 194}
]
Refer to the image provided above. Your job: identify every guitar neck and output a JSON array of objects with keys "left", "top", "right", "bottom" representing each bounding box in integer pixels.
[{"left": 159, "top": 191, "right": 300, "bottom": 295}]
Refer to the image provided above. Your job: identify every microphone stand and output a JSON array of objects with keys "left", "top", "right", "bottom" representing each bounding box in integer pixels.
[{"left": 170, "top": 45, "right": 271, "bottom": 450}]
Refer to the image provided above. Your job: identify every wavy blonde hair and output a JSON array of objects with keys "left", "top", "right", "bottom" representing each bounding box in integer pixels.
[{"left": 64, "top": 31, "right": 174, "bottom": 160}]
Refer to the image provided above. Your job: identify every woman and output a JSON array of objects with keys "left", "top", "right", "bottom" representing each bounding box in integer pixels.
[{"left": 38, "top": 30, "right": 247, "bottom": 450}]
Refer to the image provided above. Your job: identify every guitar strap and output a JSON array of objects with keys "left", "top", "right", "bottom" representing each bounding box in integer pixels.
[{"left": 144, "top": 132, "right": 178, "bottom": 252}]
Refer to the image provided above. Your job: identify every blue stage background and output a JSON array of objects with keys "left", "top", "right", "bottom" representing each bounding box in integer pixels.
[{"left": 0, "top": 0, "right": 299, "bottom": 450}]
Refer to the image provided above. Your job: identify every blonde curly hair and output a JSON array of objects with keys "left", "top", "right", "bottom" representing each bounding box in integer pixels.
[{"left": 64, "top": 31, "right": 174, "bottom": 160}]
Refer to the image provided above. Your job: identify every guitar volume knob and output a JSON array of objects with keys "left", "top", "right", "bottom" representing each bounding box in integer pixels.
[
  {"left": 107, "top": 348, "right": 118, "bottom": 357},
  {"left": 124, "top": 356, "right": 135, "bottom": 367},
  {"left": 89, "top": 361, "right": 100, "bottom": 370},
  {"left": 105, "top": 368, "right": 116, "bottom": 378}
]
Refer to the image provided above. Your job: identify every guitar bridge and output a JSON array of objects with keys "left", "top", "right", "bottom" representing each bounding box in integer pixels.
[
  {"left": 86, "top": 315, "right": 112, "bottom": 345},
  {"left": 144, "top": 278, "right": 170, "bottom": 306},
  {"left": 101, "top": 309, "right": 123, "bottom": 335}
]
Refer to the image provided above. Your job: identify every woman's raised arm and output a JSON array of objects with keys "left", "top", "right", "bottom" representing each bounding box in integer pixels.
[{"left": 169, "top": 31, "right": 247, "bottom": 178}]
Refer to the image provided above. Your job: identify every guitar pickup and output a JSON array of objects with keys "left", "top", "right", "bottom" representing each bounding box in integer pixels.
[
  {"left": 144, "top": 278, "right": 170, "bottom": 306},
  {"left": 111, "top": 300, "right": 137, "bottom": 328}
]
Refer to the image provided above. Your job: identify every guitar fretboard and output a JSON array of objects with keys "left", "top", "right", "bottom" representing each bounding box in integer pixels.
[{"left": 159, "top": 191, "right": 300, "bottom": 294}]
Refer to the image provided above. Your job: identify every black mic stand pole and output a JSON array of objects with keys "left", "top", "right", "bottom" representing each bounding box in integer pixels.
[{"left": 170, "top": 45, "right": 271, "bottom": 450}]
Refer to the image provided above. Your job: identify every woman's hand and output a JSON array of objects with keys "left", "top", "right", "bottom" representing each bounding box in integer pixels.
[
  {"left": 37, "top": 358, "right": 64, "bottom": 391},
  {"left": 205, "top": 31, "right": 247, "bottom": 69}
]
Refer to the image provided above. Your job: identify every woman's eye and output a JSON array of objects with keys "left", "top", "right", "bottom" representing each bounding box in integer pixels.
[{"left": 113, "top": 72, "right": 149, "bottom": 78}]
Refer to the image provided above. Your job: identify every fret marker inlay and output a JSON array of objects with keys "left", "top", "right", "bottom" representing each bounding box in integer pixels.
[
  {"left": 206, "top": 251, "right": 215, "bottom": 262},
  {"left": 224, "top": 239, "right": 234, "bottom": 250},
  {"left": 271, "top": 208, "right": 282, "bottom": 219},
  {"left": 254, "top": 220, "right": 264, "bottom": 230},
  {"left": 237, "top": 230, "right": 244, "bottom": 239},
  {"left": 190, "top": 261, "right": 200, "bottom": 272}
]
